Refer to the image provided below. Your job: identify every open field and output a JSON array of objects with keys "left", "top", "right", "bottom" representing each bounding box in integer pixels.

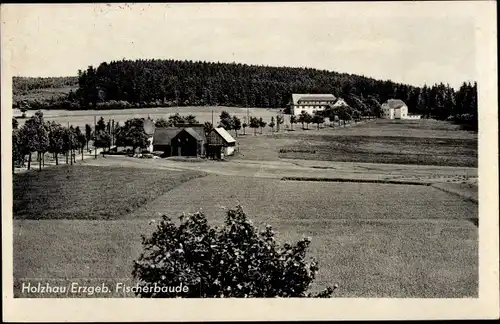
[
  {"left": 14, "top": 173, "right": 478, "bottom": 298},
  {"left": 13, "top": 106, "right": 284, "bottom": 130},
  {"left": 13, "top": 165, "right": 206, "bottom": 220},
  {"left": 235, "top": 119, "right": 477, "bottom": 167},
  {"left": 13, "top": 86, "right": 78, "bottom": 104}
]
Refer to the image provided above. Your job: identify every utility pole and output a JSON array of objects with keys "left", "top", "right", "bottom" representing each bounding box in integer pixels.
[{"left": 212, "top": 110, "right": 214, "bottom": 125}]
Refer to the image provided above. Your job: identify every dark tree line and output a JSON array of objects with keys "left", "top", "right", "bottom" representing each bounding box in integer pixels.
[{"left": 13, "top": 59, "right": 478, "bottom": 130}]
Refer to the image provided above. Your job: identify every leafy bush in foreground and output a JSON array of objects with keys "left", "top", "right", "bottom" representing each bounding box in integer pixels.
[{"left": 132, "top": 205, "right": 334, "bottom": 298}]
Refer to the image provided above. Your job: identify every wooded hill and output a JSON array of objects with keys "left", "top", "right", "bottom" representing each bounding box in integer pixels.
[{"left": 13, "top": 59, "right": 478, "bottom": 129}]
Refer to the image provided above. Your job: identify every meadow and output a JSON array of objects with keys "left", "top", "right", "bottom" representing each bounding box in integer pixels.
[
  {"left": 236, "top": 119, "right": 478, "bottom": 167},
  {"left": 14, "top": 171, "right": 478, "bottom": 298},
  {"left": 13, "top": 106, "right": 282, "bottom": 129},
  {"left": 13, "top": 165, "right": 206, "bottom": 220}
]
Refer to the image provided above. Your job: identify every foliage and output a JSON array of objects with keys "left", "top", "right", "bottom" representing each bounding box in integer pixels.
[
  {"left": 276, "top": 115, "right": 284, "bottom": 132},
  {"left": 312, "top": 113, "right": 325, "bottom": 129},
  {"left": 219, "top": 111, "right": 233, "bottom": 130},
  {"left": 12, "top": 76, "right": 78, "bottom": 95},
  {"left": 298, "top": 111, "right": 312, "bottom": 129},
  {"left": 269, "top": 117, "right": 276, "bottom": 132},
  {"left": 115, "top": 118, "right": 149, "bottom": 152},
  {"left": 13, "top": 118, "right": 19, "bottom": 129},
  {"left": 12, "top": 129, "right": 23, "bottom": 168},
  {"left": 258, "top": 117, "right": 267, "bottom": 134},
  {"left": 232, "top": 116, "right": 242, "bottom": 137},
  {"left": 155, "top": 118, "right": 170, "bottom": 128},
  {"left": 249, "top": 116, "right": 260, "bottom": 135},
  {"left": 132, "top": 205, "right": 334, "bottom": 298},
  {"left": 19, "top": 111, "right": 50, "bottom": 170},
  {"left": 47, "top": 122, "right": 66, "bottom": 164},
  {"left": 203, "top": 122, "right": 214, "bottom": 136},
  {"left": 14, "top": 59, "right": 478, "bottom": 132},
  {"left": 290, "top": 115, "right": 297, "bottom": 130}
]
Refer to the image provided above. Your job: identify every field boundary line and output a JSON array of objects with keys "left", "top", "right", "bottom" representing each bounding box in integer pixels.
[
  {"left": 280, "top": 176, "right": 431, "bottom": 186},
  {"left": 431, "top": 184, "right": 479, "bottom": 204}
]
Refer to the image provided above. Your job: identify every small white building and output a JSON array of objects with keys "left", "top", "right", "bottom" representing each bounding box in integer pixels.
[
  {"left": 143, "top": 117, "right": 156, "bottom": 152},
  {"left": 207, "top": 127, "right": 236, "bottom": 157},
  {"left": 380, "top": 99, "right": 421, "bottom": 120},
  {"left": 290, "top": 94, "right": 337, "bottom": 116}
]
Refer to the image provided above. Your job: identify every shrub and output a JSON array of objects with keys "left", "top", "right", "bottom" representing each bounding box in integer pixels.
[{"left": 132, "top": 205, "right": 335, "bottom": 298}]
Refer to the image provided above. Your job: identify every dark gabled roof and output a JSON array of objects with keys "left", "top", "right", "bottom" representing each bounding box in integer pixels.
[
  {"left": 153, "top": 127, "right": 181, "bottom": 145},
  {"left": 174, "top": 128, "right": 204, "bottom": 141},
  {"left": 292, "top": 94, "right": 336, "bottom": 105},
  {"left": 173, "top": 123, "right": 206, "bottom": 142}
]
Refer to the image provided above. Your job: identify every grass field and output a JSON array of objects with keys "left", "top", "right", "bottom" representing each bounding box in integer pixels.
[
  {"left": 13, "top": 86, "right": 78, "bottom": 104},
  {"left": 13, "top": 106, "right": 283, "bottom": 130},
  {"left": 13, "top": 165, "right": 206, "bottom": 220},
  {"left": 14, "top": 172, "right": 478, "bottom": 298},
  {"left": 236, "top": 119, "right": 478, "bottom": 167}
]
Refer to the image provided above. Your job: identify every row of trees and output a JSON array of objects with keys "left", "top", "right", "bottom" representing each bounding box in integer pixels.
[{"left": 12, "top": 112, "right": 88, "bottom": 171}]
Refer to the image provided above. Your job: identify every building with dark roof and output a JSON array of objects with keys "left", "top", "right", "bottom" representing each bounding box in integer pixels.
[
  {"left": 152, "top": 125, "right": 207, "bottom": 157},
  {"left": 290, "top": 93, "right": 337, "bottom": 116}
]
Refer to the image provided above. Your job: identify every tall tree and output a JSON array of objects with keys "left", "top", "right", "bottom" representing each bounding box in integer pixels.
[
  {"left": 249, "top": 116, "right": 260, "bottom": 135},
  {"left": 232, "top": 116, "right": 242, "bottom": 137}
]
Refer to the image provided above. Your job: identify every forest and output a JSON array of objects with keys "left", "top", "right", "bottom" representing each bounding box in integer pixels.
[{"left": 13, "top": 59, "right": 478, "bottom": 130}]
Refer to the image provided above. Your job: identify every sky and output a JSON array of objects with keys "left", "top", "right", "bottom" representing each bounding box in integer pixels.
[{"left": 1, "top": 2, "right": 482, "bottom": 89}]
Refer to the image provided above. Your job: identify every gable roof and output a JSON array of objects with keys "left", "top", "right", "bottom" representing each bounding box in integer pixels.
[
  {"left": 331, "top": 98, "right": 350, "bottom": 108},
  {"left": 153, "top": 127, "right": 181, "bottom": 145},
  {"left": 174, "top": 123, "right": 206, "bottom": 142},
  {"left": 213, "top": 127, "right": 236, "bottom": 144},
  {"left": 384, "top": 99, "right": 407, "bottom": 109},
  {"left": 292, "top": 94, "right": 336, "bottom": 105},
  {"left": 174, "top": 128, "right": 203, "bottom": 141}
]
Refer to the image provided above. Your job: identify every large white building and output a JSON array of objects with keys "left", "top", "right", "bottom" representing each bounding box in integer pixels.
[
  {"left": 381, "top": 99, "right": 421, "bottom": 120},
  {"left": 290, "top": 94, "right": 337, "bottom": 116}
]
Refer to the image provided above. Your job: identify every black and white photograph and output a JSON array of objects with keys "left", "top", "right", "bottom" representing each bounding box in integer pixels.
[{"left": 1, "top": 1, "right": 498, "bottom": 321}]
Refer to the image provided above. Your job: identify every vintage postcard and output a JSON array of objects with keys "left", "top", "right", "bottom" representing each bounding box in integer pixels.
[{"left": 1, "top": 1, "right": 498, "bottom": 321}]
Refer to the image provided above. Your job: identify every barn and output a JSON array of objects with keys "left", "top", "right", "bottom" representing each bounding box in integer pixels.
[
  {"left": 152, "top": 124, "right": 207, "bottom": 157},
  {"left": 152, "top": 127, "right": 180, "bottom": 157},
  {"left": 206, "top": 127, "right": 236, "bottom": 159},
  {"left": 171, "top": 128, "right": 205, "bottom": 157}
]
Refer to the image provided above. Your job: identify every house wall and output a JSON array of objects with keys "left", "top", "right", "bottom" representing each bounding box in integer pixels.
[
  {"left": 146, "top": 137, "right": 154, "bottom": 153},
  {"left": 206, "top": 131, "right": 226, "bottom": 145},
  {"left": 171, "top": 132, "right": 202, "bottom": 157},
  {"left": 381, "top": 104, "right": 394, "bottom": 119},
  {"left": 224, "top": 146, "right": 235, "bottom": 156},
  {"left": 292, "top": 104, "right": 329, "bottom": 116},
  {"left": 394, "top": 106, "right": 408, "bottom": 119}
]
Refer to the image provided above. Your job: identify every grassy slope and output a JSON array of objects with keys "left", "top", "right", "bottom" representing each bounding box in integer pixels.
[
  {"left": 13, "top": 165, "right": 206, "bottom": 220},
  {"left": 136, "top": 175, "right": 476, "bottom": 297},
  {"left": 13, "top": 173, "right": 478, "bottom": 298}
]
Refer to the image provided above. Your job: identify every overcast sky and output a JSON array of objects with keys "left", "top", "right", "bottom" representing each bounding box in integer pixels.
[{"left": 2, "top": 2, "right": 481, "bottom": 88}]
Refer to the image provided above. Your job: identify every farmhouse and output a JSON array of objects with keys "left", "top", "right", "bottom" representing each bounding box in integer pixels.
[
  {"left": 290, "top": 94, "right": 337, "bottom": 116},
  {"left": 152, "top": 123, "right": 207, "bottom": 157},
  {"left": 206, "top": 127, "right": 236, "bottom": 159},
  {"left": 380, "top": 99, "right": 422, "bottom": 120}
]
